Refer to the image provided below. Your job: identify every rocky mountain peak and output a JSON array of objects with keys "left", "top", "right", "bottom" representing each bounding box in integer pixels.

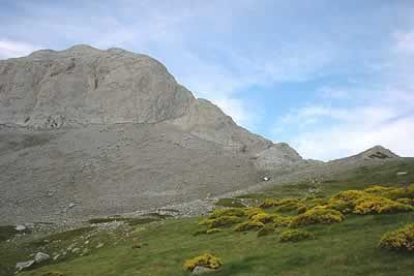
[
  {"left": 0, "top": 45, "right": 283, "bottom": 154},
  {"left": 359, "top": 145, "right": 400, "bottom": 160}
]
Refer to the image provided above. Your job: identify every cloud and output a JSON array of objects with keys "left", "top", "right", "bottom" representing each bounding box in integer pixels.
[
  {"left": 0, "top": 39, "right": 40, "bottom": 59},
  {"left": 394, "top": 31, "right": 414, "bottom": 54},
  {"left": 273, "top": 89, "right": 414, "bottom": 161}
]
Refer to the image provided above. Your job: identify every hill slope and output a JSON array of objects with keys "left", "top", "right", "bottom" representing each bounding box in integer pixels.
[{"left": 0, "top": 45, "right": 300, "bottom": 224}]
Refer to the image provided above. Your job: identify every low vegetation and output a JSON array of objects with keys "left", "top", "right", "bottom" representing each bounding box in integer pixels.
[
  {"left": 380, "top": 224, "right": 414, "bottom": 251},
  {"left": 0, "top": 225, "right": 18, "bottom": 242},
  {"left": 1, "top": 160, "right": 413, "bottom": 276},
  {"left": 279, "top": 229, "right": 314, "bottom": 242},
  {"left": 183, "top": 253, "right": 222, "bottom": 272},
  {"left": 289, "top": 206, "right": 344, "bottom": 227}
]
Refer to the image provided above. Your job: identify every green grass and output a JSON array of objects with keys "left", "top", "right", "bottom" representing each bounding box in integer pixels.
[
  {"left": 16, "top": 212, "right": 414, "bottom": 276},
  {"left": 1, "top": 159, "right": 413, "bottom": 276},
  {"left": 0, "top": 225, "right": 18, "bottom": 242}
]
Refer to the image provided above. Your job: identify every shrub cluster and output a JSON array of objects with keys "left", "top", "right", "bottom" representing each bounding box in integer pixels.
[
  {"left": 235, "top": 220, "right": 265, "bottom": 232},
  {"left": 250, "top": 212, "right": 278, "bottom": 224},
  {"left": 199, "top": 215, "right": 242, "bottom": 229},
  {"left": 289, "top": 206, "right": 344, "bottom": 228},
  {"left": 259, "top": 198, "right": 307, "bottom": 214},
  {"left": 328, "top": 189, "right": 413, "bottom": 215},
  {"left": 208, "top": 208, "right": 246, "bottom": 219},
  {"left": 279, "top": 229, "right": 314, "bottom": 242},
  {"left": 382, "top": 184, "right": 414, "bottom": 201},
  {"left": 380, "top": 224, "right": 414, "bottom": 251},
  {"left": 396, "top": 198, "right": 414, "bottom": 205},
  {"left": 183, "top": 253, "right": 222, "bottom": 271},
  {"left": 364, "top": 185, "right": 395, "bottom": 195},
  {"left": 353, "top": 195, "right": 413, "bottom": 214}
]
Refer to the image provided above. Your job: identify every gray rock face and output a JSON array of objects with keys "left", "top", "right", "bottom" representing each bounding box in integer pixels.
[
  {"left": 0, "top": 45, "right": 194, "bottom": 128},
  {"left": 0, "top": 45, "right": 274, "bottom": 154},
  {"left": 254, "top": 143, "right": 303, "bottom": 170}
]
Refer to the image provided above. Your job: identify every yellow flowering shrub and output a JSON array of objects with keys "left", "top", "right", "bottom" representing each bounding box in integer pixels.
[
  {"left": 380, "top": 224, "right": 414, "bottom": 251},
  {"left": 382, "top": 184, "right": 414, "bottom": 200},
  {"left": 279, "top": 229, "right": 314, "bottom": 242},
  {"left": 235, "top": 220, "right": 265, "bottom": 232},
  {"left": 199, "top": 215, "right": 242, "bottom": 228},
  {"left": 250, "top": 212, "right": 277, "bottom": 223},
  {"left": 328, "top": 189, "right": 413, "bottom": 214},
  {"left": 297, "top": 204, "right": 308, "bottom": 214},
  {"left": 183, "top": 253, "right": 222, "bottom": 271},
  {"left": 364, "top": 185, "right": 394, "bottom": 195},
  {"left": 353, "top": 195, "right": 413, "bottom": 214},
  {"left": 328, "top": 190, "right": 366, "bottom": 213},
  {"left": 396, "top": 198, "right": 414, "bottom": 205},
  {"left": 273, "top": 215, "right": 294, "bottom": 227},
  {"left": 289, "top": 206, "right": 344, "bottom": 228},
  {"left": 246, "top": 207, "right": 264, "bottom": 218}
]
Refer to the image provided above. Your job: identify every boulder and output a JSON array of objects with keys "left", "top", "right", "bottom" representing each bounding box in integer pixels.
[
  {"left": 15, "top": 225, "right": 27, "bottom": 232},
  {"left": 34, "top": 252, "right": 50, "bottom": 263},
  {"left": 15, "top": 260, "right": 35, "bottom": 271},
  {"left": 192, "top": 266, "right": 217, "bottom": 274}
]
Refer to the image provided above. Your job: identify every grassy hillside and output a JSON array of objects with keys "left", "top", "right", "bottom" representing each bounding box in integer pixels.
[{"left": 1, "top": 159, "right": 413, "bottom": 276}]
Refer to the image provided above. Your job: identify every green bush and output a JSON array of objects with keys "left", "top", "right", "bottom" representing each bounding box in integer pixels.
[
  {"left": 328, "top": 189, "right": 413, "bottom": 215},
  {"left": 382, "top": 184, "right": 414, "bottom": 200},
  {"left": 328, "top": 190, "right": 366, "bottom": 213},
  {"left": 289, "top": 206, "right": 344, "bottom": 228},
  {"left": 250, "top": 212, "right": 277, "bottom": 224},
  {"left": 396, "top": 198, "right": 414, "bottom": 205},
  {"left": 279, "top": 229, "right": 314, "bottom": 242},
  {"left": 183, "top": 253, "right": 222, "bottom": 271},
  {"left": 380, "top": 224, "right": 414, "bottom": 251},
  {"left": 353, "top": 195, "right": 413, "bottom": 214},
  {"left": 273, "top": 215, "right": 294, "bottom": 228},
  {"left": 364, "top": 185, "right": 394, "bottom": 195},
  {"left": 199, "top": 215, "right": 242, "bottom": 228},
  {"left": 235, "top": 220, "right": 265, "bottom": 232}
]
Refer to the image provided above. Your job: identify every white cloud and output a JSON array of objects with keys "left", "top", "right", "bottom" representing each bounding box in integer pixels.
[
  {"left": 394, "top": 31, "right": 414, "bottom": 54},
  {"left": 0, "top": 39, "right": 40, "bottom": 59},
  {"left": 274, "top": 89, "right": 414, "bottom": 161}
]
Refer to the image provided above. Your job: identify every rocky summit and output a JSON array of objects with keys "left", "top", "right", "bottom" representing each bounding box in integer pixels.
[{"left": 0, "top": 45, "right": 302, "bottom": 224}]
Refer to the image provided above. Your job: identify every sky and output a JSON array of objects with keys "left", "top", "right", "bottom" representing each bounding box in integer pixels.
[{"left": 1, "top": 0, "right": 414, "bottom": 160}]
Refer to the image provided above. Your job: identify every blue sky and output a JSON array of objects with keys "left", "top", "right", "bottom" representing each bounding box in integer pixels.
[{"left": 1, "top": 0, "right": 414, "bottom": 160}]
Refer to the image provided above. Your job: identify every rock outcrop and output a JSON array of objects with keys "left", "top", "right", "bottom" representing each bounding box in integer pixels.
[{"left": 0, "top": 45, "right": 272, "bottom": 154}]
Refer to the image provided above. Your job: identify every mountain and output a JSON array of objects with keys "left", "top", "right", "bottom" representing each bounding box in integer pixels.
[{"left": 0, "top": 45, "right": 300, "bottom": 224}]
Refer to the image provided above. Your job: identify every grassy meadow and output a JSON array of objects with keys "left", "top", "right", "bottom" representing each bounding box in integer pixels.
[{"left": 1, "top": 159, "right": 413, "bottom": 276}]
